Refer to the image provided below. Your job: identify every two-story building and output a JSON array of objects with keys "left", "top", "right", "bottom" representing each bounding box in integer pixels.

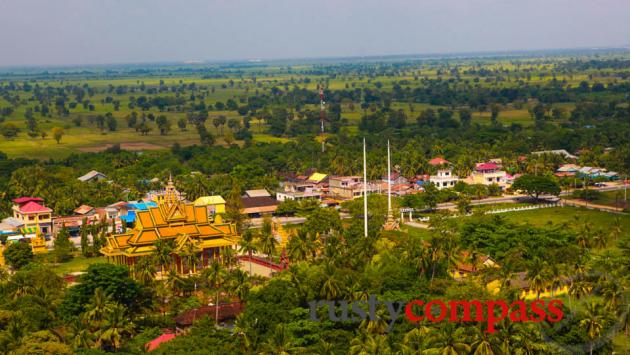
[
  {"left": 466, "top": 162, "right": 508, "bottom": 188},
  {"left": 429, "top": 168, "right": 460, "bottom": 190},
  {"left": 11, "top": 197, "right": 53, "bottom": 235},
  {"left": 329, "top": 176, "right": 381, "bottom": 200}
]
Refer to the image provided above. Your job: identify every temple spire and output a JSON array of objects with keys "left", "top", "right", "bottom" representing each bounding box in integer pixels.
[{"left": 383, "top": 140, "right": 399, "bottom": 231}]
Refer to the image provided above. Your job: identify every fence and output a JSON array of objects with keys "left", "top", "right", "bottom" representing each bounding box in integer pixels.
[{"left": 412, "top": 203, "right": 560, "bottom": 223}]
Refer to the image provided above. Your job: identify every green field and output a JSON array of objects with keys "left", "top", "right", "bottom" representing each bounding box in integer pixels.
[
  {"left": 499, "top": 206, "right": 630, "bottom": 230},
  {"left": 4, "top": 54, "right": 626, "bottom": 159}
]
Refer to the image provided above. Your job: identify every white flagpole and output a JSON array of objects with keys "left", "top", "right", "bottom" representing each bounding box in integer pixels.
[
  {"left": 363, "top": 138, "right": 368, "bottom": 238},
  {"left": 387, "top": 140, "right": 392, "bottom": 214}
]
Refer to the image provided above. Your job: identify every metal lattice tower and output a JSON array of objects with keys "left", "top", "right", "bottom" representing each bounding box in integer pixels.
[{"left": 319, "top": 86, "right": 325, "bottom": 152}]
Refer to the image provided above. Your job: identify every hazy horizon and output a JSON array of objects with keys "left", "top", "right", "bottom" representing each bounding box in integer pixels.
[{"left": 1, "top": 0, "right": 629, "bottom": 67}]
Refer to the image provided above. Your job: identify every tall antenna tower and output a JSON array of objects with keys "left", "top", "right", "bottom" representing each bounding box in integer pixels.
[{"left": 319, "top": 86, "right": 326, "bottom": 152}]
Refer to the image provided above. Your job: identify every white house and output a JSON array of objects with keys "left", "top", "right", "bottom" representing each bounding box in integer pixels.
[{"left": 429, "top": 168, "right": 460, "bottom": 190}]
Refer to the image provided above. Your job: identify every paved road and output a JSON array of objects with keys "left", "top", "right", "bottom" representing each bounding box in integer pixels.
[{"left": 435, "top": 184, "right": 629, "bottom": 211}]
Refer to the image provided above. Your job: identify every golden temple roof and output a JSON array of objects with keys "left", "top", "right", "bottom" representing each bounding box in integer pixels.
[{"left": 101, "top": 179, "right": 238, "bottom": 257}]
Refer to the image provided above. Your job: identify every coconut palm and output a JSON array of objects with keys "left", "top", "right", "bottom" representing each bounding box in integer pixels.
[
  {"left": 601, "top": 281, "right": 622, "bottom": 312},
  {"left": 349, "top": 329, "right": 391, "bottom": 355},
  {"left": 165, "top": 269, "right": 184, "bottom": 296},
  {"left": 287, "top": 228, "right": 314, "bottom": 262},
  {"left": 153, "top": 239, "right": 175, "bottom": 277},
  {"left": 400, "top": 325, "right": 431, "bottom": 354},
  {"left": 67, "top": 319, "right": 95, "bottom": 350},
  {"left": 320, "top": 262, "right": 343, "bottom": 300},
  {"left": 576, "top": 221, "right": 593, "bottom": 250},
  {"left": 259, "top": 219, "right": 278, "bottom": 266},
  {"left": 527, "top": 258, "right": 549, "bottom": 299},
  {"left": 133, "top": 257, "right": 155, "bottom": 286},
  {"left": 228, "top": 268, "right": 250, "bottom": 303},
  {"left": 609, "top": 217, "right": 623, "bottom": 242},
  {"left": 579, "top": 301, "right": 605, "bottom": 355},
  {"left": 179, "top": 238, "right": 201, "bottom": 275},
  {"left": 471, "top": 325, "right": 496, "bottom": 355},
  {"left": 222, "top": 245, "right": 238, "bottom": 271},
  {"left": 84, "top": 288, "right": 114, "bottom": 325},
  {"left": 315, "top": 338, "right": 336, "bottom": 355},
  {"left": 260, "top": 324, "right": 301, "bottom": 355},
  {"left": 591, "top": 229, "right": 608, "bottom": 249},
  {"left": 238, "top": 229, "right": 258, "bottom": 275},
  {"left": 97, "top": 303, "right": 135, "bottom": 351},
  {"left": 205, "top": 260, "right": 227, "bottom": 325},
  {"left": 426, "top": 323, "right": 470, "bottom": 355}
]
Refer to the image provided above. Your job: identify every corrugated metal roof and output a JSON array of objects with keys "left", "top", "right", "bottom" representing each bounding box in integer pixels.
[{"left": 194, "top": 195, "right": 226, "bottom": 206}]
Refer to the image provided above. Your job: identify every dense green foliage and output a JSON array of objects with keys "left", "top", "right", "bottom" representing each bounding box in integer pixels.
[{"left": 0, "top": 53, "right": 629, "bottom": 353}]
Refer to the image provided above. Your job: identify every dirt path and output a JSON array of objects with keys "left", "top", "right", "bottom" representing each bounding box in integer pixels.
[{"left": 563, "top": 199, "right": 624, "bottom": 213}]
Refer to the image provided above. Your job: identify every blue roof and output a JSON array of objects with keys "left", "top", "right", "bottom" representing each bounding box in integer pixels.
[
  {"left": 127, "top": 201, "right": 157, "bottom": 211},
  {"left": 120, "top": 211, "right": 137, "bottom": 223}
]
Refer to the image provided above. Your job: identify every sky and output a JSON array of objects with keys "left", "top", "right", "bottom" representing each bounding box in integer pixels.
[{"left": 0, "top": 0, "right": 629, "bottom": 67}]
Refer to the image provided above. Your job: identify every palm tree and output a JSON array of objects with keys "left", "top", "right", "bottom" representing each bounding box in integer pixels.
[
  {"left": 67, "top": 319, "right": 95, "bottom": 350},
  {"left": 609, "top": 217, "right": 623, "bottom": 242},
  {"left": 470, "top": 325, "right": 495, "bottom": 355},
  {"left": 426, "top": 323, "right": 470, "bottom": 355},
  {"left": 315, "top": 338, "right": 336, "bottom": 355},
  {"left": 153, "top": 239, "right": 175, "bottom": 277},
  {"left": 133, "top": 257, "right": 155, "bottom": 286},
  {"left": 205, "top": 260, "right": 227, "bottom": 325},
  {"left": 179, "top": 239, "right": 201, "bottom": 275},
  {"left": 577, "top": 221, "right": 593, "bottom": 250},
  {"left": 601, "top": 281, "right": 622, "bottom": 312},
  {"left": 260, "top": 324, "right": 301, "bottom": 355},
  {"left": 238, "top": 229, "right": 258, "bottom": 275},
  {"left": 568, "top": 279, "right": 591, "bottom": 312},
  {"left": 229, "top": 268, "right": 250, "bottom": 303},
  {"left": 222, "top": 245, "right": 237, "bottom": 271},
  {"left": 259, "top": 219, "right": 278, "bottom": 266},
  {"left": 320, "top": 262, "right": 343, "bottom": 300},
  {"left": 9, "top": 272, "right": 34, "bottom": 300},
  {"left": 287, "top": 228, "right": 313, "bottom": 262},
  {"left": 591, "top": 229, "right": 608, "bottom": 249},
  {"left": 428, "top": 235, "right": 445, "bottom": 284},
  {"left": 97, "top": 303, "right": 135, "bottom": 351},
  {"left": 84, "top": 288, "right": 114, "bottom": 325},
  {"left": 527, "top": 258, "right": 549, "bottom": 299},
  {"left": 579, "top": 301, "right": 605, "bottom": 355},
  {"left": 401, "top": 325, "right": 431, "bottom": 354},
  {"left": 349, "top": 329, "right": 391, "bottom": 355},
  {"left": 165, "top": 269, "right": 183, "bottom": 296}
]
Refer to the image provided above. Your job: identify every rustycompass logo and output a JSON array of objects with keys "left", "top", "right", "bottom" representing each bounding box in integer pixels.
[{"left": 308, "top": 295, "right": 564, "bottom": 332}]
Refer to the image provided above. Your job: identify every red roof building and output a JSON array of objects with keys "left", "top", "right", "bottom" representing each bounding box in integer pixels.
[
  {"left": 11, "top": 197, "right": 53, "bottom": 235},
  {"left": 17, "top": 201, "right": 52, "bottom": 214},
  {"left": 429, "top": 157, "right": 450, "bottom": 166},
  {"left": 12, "top": 197, "right": 44, "bottom": 205},
  {"left": 475, "top": 163, "right": 500, "bottom": 172},
  {"left": 145, "top": 333, "right": 178, "bottom": 352}
]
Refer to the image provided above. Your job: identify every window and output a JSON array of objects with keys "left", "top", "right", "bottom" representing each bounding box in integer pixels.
[{"left": 29, "top": 215, "right": 35, "bottom": 221}]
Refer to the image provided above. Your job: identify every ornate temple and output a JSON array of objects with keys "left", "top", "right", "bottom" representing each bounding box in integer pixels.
[{"left": 100, "top": 177, "right": 240, "bottom": 275}]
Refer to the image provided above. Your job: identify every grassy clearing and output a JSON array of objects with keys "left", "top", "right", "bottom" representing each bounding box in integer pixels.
[
  {"left": 498, "top": 206, "right": 630, "bottom": 231},
  {"left": 50, "top": 255, "right": 107, "bottom": 275}
]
